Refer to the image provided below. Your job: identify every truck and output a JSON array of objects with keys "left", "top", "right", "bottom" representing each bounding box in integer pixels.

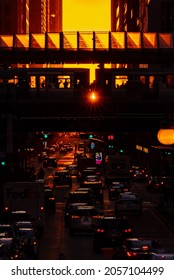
[
  {"left": 104, "top": 154, "right": 131, "bottom": 185},
  {"left": 3, "top": 180, "right": 45, "bottom": 233}
]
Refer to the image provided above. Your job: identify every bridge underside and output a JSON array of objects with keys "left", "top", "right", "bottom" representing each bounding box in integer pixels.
[
  {"left": 17, "top": 116, "right": 161, "bottom": 134},
  {"left": 1, "top": 49, "right": 174, "bottom": 65}
]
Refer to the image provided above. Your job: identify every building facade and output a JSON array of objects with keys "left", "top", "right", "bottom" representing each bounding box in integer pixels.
[
  {"left": 0, "top": 0, "right": 62, "bottom": 34},
  {"left": 111, "top": 0, "right": 148, "bottom": 32},
  {"left": 148, "top": 0, "right": 174, "bottom": 32}
]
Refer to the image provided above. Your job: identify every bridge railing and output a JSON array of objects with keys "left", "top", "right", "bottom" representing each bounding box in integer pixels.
[{"left": 0, "top": 31, "right": 173, "bottom": 50}]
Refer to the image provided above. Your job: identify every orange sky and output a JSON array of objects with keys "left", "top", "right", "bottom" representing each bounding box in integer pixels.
[
  {"left": 63, "top": 0, "right": 111, "bottom": 31},
  {"left": 63, "top": 1, "right": 111, "bottom": 82}
]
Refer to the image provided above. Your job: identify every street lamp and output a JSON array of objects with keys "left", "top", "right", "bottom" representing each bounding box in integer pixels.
[
  {"left": 157, "top": 129, "right": 174, "bottom": 145},
  {"left": 157, "top": 118, "right": 174, "bottom": 145}
]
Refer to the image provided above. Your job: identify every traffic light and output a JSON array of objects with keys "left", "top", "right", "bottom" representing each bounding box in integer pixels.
[
  {"left": 36, "top": 132, "right": 53, "bottom": 139},
  {"left": 108, "top": 144, "right": 114, "bottom": 149},
  {"left": 108, "top": 134, "right": 114, "bottom": 140},
  {"left": 43, "top": 134, "right": 49, "bottom": 139},
  {"left": 88, "top": 134, "right": 93, "bottom": 139},
  {"left": 0, "top": 160, "right": 6, "bottom": 166}
]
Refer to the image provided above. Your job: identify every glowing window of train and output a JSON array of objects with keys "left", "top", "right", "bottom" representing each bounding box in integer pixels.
[
  {"left": 39, "top": 76, "right": 46, "bottom": 88},
  {"left": 115, "top": 75, "right": 128, "bottom": 88},
  {"left": 30, "top": 76, "right": 36, "bottom": 88},
  {"left": 57, "top": 75, "right": 71, "bottom": 88},
  {"left": 140, "top": 76, "right": 146, "bottom": 85},
  {"left": 8, "top": 76, "right": 18, "bottom": 84},
  {"left": 166, "top": 75, "right": 174, "bottom": 88},
  {"left": 149, "top": 76, "right": 155, "bottom": 88}
]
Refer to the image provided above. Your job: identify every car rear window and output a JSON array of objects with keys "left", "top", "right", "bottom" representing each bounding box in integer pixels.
[
  {"left": 72, "top": 208, "right": 99, "bottom": 216},
  {"left": 98, "top": 219, "right": 129, "bottom": 229}
]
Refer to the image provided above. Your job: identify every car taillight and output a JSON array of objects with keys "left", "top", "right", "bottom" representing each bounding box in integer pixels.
[
  {"left": 71, "top": 215, "right": 80, "bottom": 219},
  {"left": 92, "top": 215, "right": 101, "bottom": 219},
  {"left": 97, "top": 228, "right": 104, "bottom": 233},
  {"left": 124, "top": 228, "right": 132, "bottom": 233},
  {"left": 142, "top": 246, "right": 149, "bottom": 250},
  {"left": 127, "top": 251, "right": 137, "bottom": 257},
  {"left": 40, "top": 206, "right": 44, "bottom": 211},
  {"left": 4, "top": 207, "right": 9, "bottom": 211},
  {"left": 49, "top": 197, "right": 55, "bottom": 201}
]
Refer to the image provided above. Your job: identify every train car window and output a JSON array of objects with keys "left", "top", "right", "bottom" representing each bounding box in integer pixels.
[
  {"left": 166, "top": 75, "right": 174, "bottom": 89},
  {"left": 140, "top": 76, "right": 146, "bottom": 85},
  {"left": 39, "top": 76, "right": 46, "bottom": 88},
  {"left": 149, "top": 76, "right": 155, "bottom": 88},
  {"left": 29, "top": 76, "right": 36, "bottom": 88},
  {"left": 57, "top": 75, "right": 71, "bottom": 88},
  {"left": 114, "top": 75, "right": 128, "bottom": 89}
]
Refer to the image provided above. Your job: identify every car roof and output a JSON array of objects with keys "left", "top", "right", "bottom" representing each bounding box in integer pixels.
[
  {"left": 125, "top": 238, "right": 159, "bottom": 247},
  {"left": 69, "top": 202, "right": 88, "bottom": 207},
  {"left": 119, "top": 192, "right": 139, "bottom": 200},
  {"left": 69, "top": 191, "right": 89, "bottom": 194}
]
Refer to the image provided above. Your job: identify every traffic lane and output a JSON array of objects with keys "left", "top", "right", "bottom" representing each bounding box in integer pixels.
[{"left": 39, "top": 199, "right": 174, "bottom": 260}]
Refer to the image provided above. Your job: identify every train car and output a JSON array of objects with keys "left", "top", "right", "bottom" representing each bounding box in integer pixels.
[
  {"left": 0, "top": 67, "right": 90, "bottom": 96},
  {"left": 95, "top": 68, "right": 174, "bottom": 100}
]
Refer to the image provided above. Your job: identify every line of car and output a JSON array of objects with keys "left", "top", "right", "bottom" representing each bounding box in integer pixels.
[{"left": 36, "top": 144, "right": 174, "bottom": 260}]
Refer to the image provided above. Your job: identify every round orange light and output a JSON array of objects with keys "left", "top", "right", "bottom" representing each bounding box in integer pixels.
[{"left": 157, "top": 129, "right": 174, "bottom": 145}]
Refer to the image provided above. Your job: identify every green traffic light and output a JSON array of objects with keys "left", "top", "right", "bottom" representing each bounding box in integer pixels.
[
  {"left": 1, "top": 161, "right": 6, "bottom": 166},
  {"left": 89, "top": 134, "right": 93, "bottom": 138},
  {"left": 108, "top": 145, "right": 114, "bottom": 148},
  {"left": 120, "top": 149, "right": 124, "bottom": 153},
  {"left": 44, "top": 134, "right": 48, "bottom": 139}
]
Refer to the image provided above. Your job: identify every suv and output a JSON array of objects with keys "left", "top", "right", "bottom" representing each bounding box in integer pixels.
[
  {"left": 43, "top": 157, "right": 57, "bottom": 168},
  {"left": 53, "top": 170, "right": 72, "bottom": 188},
  {"left": 80, "top": 175, "right": 103, "bottom": 203},
  {"left": 93, "top": 216, "right": 133, "bottom": 252}
]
